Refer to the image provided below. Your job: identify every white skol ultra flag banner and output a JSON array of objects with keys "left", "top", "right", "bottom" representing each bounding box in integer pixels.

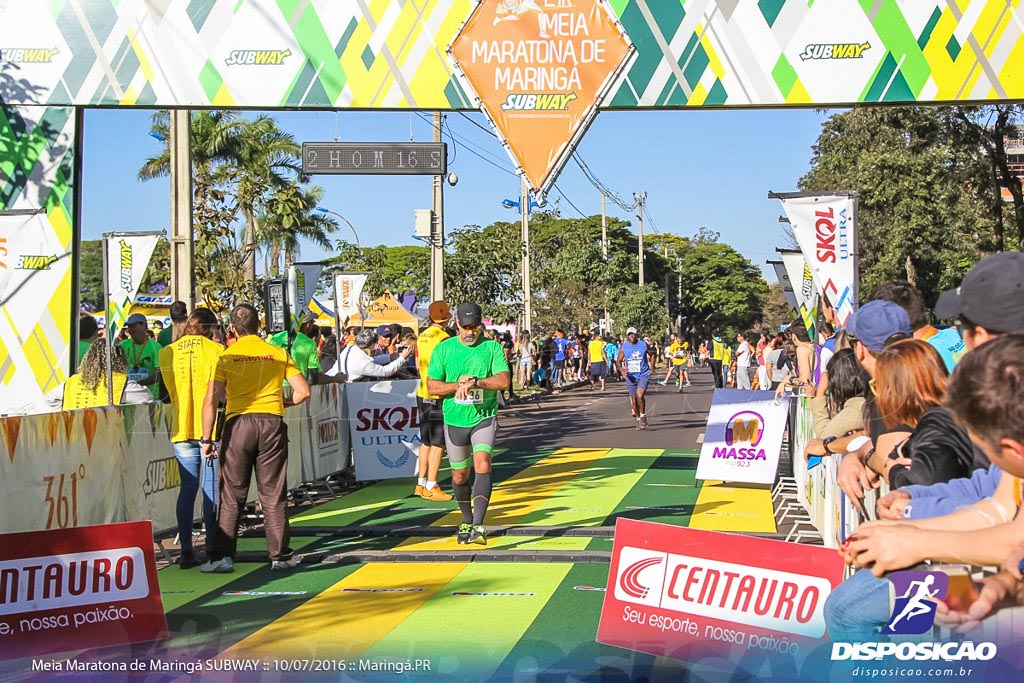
[
  {"left": 345, "top": 379, "right": 420, "bottom": 481},
  {"left": 104, "top": 231, "right": 161, "bottom": 340},
  {"left": 768, "top": 260, "right": 799, "bottom": 313},
  {"left": 696, "top": 390, "right": 790, "bottom": 485},
  {"left": 779, "top": 249, "right": 819, "bottom": 338},
  {"left": 778, "top": 194, "right": 857, "bottom": 326},
  {"left": 287, "top": 262, "right": 323, "bottom": 324},
  {"left": 333, "top": 272, "right": 368, "bottom": 323}
]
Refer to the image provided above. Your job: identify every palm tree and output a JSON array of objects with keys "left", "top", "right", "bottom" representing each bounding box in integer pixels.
[{"left": 259, "top": 184, "right": 340, "bottom": 276}]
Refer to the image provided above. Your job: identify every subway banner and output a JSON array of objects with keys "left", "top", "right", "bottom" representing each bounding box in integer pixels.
[
  {"left": 104, "top": 231, "right": 160, "bottom": 341},
  {"left": 597, "top": 519, "right": 844, "bottom": 671},
  {"left": 696, "top": 390, "right": 789, "bottom": 485},
  {"left": 777, "top": 194, "right": 857, "bottom": 327},
  {"left": 779, "top": 249, "right": 820, "bottom": 340},
  {"left": 0, "top": 521, "right": 168, "bottom": 660},
  {"left": 0, "top": 104, "right": 75, "bottom": 416},
  {"left": 2, "top": 2, "right": 1023, "bottom": 111},
  {"left": 345, "top": 379, "right": 420, "bottom": 481}
]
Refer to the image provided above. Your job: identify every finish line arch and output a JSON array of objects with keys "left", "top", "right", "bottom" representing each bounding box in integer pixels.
[{"left": 2, "top": 0, "right": 1023, "bottom": 408}]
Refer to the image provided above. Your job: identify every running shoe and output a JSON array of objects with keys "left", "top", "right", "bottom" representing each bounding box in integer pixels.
[
  {"left": 200, "top": 557, "right": 234, "bottom": 574},
  {"left": 684, "top": 381, "right": 692, "bottom": 387},
  {"left": 271, "top": 557, "right": 301, "bottom": 571},
  {"left": 658, "top": 380, "right": 668, "bottom": 386},
  {"left": 468, "top": 525, "right": 488, "bottom": 546},
  {"left": 456, "top": 523, "right": 472, "bottom": 544},
  {"left": 639, "top": 415, "right": 649, "bottom": 430},
  {"left": 414, "top": 484, "right": 425, "bottom": 497},
  {"left": 421, "top": 486, "right": 453, "bottom": 501}
]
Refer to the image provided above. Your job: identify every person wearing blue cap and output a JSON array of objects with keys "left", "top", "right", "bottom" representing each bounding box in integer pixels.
[{"left": 834, "top": 299, "right": 914, "bottom": 509}]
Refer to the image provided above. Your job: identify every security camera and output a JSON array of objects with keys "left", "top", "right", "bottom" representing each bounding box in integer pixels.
[{"left": 447, "top": 172, "right": 458, "bottom": 187}]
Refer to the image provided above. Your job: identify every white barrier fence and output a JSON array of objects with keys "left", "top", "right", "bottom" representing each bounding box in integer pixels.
[
  {"left": 789, "top": 394, "right": 880, "bottom": 549},
  {"left": 0, "top": 382, "right": 417, "bottom": 536}
]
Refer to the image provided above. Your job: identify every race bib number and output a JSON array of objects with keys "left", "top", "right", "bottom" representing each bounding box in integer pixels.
[
  {"left": 627, "top": 359, "right": 642, "bottom": 373},
  {"left": 127, "top": 368, "right": 150, "bottom": 383},
  {"left": 455, "top": 388, "right": 484, "bottom": 405}
]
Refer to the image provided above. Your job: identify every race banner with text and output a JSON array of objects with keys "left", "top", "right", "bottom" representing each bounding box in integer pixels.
[
  {"left": 333, "top": 272, "right": 368, "bottom": 324},
  {"left": 597, "top": 519, "right": 844, "bottom": 672},
  {"left": 308, "top": 383, "right": 350, "bottom": 480},
  {"left": 346, "top": 379, "right": 420, "bottom": 481},
  {"left": 696, "top": 390, "right": 789, "bottom": 485},
  {"left": 778, "top": 249, "right": 819, "bottom": 338},
  {"left": 777, "top": 194, "right": 857, "bottom": 327},
  {"left": 449, "top": 0, "right": 632, "bottom": 192},
  {"left": 104, "top": 231, "right": 161, "bottom": 340},
  {"left": 768, "top": 260, "right": 799, "bottom": 315},
  {"left": 287, "top": 262, "right": 324, "bottom": 325},
  {"left": 0, "top": 521, "right": 168, "bottom": 660},
  {"left": 0, "top": 408, "right": 126, "bottom": 534}
]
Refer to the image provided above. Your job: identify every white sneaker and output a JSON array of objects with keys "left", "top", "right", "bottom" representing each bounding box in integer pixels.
[
  {"left": 200, "top": 557, "right": 234, "bottom": 573},
  {"left": 271, "top": 557, "right": 301, "bottom": 571},
  {"left": 657, "top": 380, "right": 668, "bottom": 386}
]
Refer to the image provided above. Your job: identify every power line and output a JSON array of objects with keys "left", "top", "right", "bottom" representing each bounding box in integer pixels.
[
  {"left": 551, "top": 184, "right": 588, "bottom": 218},
  {"left": 572, "top": 152, "right": 637, "bottom": 212}
]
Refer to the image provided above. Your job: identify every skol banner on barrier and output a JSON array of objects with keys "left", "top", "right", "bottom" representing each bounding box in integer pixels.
[
  {"left": 333, "top": 272, "right": 368, "bottom": 324},
  {"left": 449, "top": 0, "right": 632, "bottom": 192},
  {"left": 696, "top": 390, "right": 789, "bottom": 485},
  {"left": 0, "top": 521, "right": 168, "bottom": 660},
  {"left": 346, "top": 379, "right": 420, "bottom": 481},
  {"left": 0, "top": 408, "right": 126, "bottom": 534},
  {"left": 779, "top": 249, "right": 819, "bottom": 339},
  {"left": 777, "top": 195, "right": 857, "bottom": 327},
  {"left": 597, "top": 519, "right": 844, "bottom": 669},
  {"left": 104, "top": 231, "right": 161, "bottom": 340}
]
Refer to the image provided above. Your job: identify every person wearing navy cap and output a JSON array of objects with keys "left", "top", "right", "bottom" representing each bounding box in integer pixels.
[{"left": 120, "top": 312, "right": 162, "bottom": 398}]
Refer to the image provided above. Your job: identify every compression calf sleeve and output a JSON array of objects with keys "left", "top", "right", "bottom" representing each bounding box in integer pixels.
[
  {"left": 472, "top": 472, "right": 492, "bottom": 525},
  {"left": 454, "top": 481, "right": 473, "bottom": 523}
]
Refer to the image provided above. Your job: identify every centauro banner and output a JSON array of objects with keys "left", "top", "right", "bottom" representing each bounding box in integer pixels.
[
  {"left": 450, "top": 0, "right": 632, "bottom": 192},
  {"left": 777, "top": 194, "right": 857, "bottom": 328},
  {"left": 104, "top": 232, "right": 161, "bottom": 341}
]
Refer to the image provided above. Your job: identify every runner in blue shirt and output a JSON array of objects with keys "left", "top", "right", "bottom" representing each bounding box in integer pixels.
[
  {"left": 604, "top": 338, "right": 619, "bottom": 379},
  {"left": 617, "top": 326, "right": 651, "bottom": 429},
  {"left": 552, "top": 329, "right": 570, "bottom": 387}
]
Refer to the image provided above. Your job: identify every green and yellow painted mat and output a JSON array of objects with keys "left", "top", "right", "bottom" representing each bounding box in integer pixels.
[{"left": 154, "top": 447, "right": 775, "bottom": 678}]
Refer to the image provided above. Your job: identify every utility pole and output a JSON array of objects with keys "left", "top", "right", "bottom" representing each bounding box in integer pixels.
[
  {"left": 634, "top": 192, "right": 646, "bottom": 286},
  {"left": 430, "top": 112, "right": 445, "bottom": 302},
  {"left": 601, "top": 192, "right": 608, "bottom": 333},
  {"left": 169, "top": 109, "right": 194, "bottom": 307},
  {"left": 521, "top": 175, "right": 532, "bottom": 332}
]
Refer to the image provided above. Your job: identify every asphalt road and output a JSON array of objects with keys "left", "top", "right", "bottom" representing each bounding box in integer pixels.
[{"left": 497, "top": 363, "right": 716, "bottom": 454}]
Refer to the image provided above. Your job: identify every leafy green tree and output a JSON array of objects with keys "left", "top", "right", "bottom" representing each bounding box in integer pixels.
[
  {"left": 259, "top": 183, "right": 338, "bottom": 276},
  {"left": 444, "top": 221, "right": 523, "bottom": 323},
  {"left": 676, "top": 240, "right": 767, "bottom": 340},
  {"left": 324, "top": 244, "right": 430, "bottom": 304},
  {"left": 608, "top": 284, "right": 669, "bottom": 336},
  {"left": 761, "top": 283, "right": 793, "bottom": 335},
  {"left": 799, "top": 106, "right": 990, "bottom": 305}
]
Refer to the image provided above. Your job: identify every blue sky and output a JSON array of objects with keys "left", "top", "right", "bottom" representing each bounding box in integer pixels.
[{"left": 80, "top": 106, "right": 833, "bottom": 279}]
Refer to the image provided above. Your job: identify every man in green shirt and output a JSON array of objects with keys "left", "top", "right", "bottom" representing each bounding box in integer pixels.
[
  {"left": 269, "top": 311, "right": 322, "bottom": 385},
  {"left": 427, "top": 302, "right": 510, "bottom": 546},
  {"left": 119, "top": 313, "right": 162, "bottom": 398},
  {"left": 157, "top": 300, "right": 188, "bottom": 347}
]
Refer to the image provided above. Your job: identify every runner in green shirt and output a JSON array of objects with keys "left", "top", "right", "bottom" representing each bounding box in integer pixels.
[{"left": 427, "top": 302, "right": 510, "bottom": 546}]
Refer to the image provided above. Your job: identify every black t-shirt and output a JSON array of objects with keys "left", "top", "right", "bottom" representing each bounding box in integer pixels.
[{"left": 887, "top": 406, "right": 990, "bottom": 488}]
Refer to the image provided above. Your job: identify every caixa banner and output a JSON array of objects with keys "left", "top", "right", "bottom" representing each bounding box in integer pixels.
[
  {"left": 597, "top": 519, "right": 843, "bottom": 671},
  {"left": 345, "top": 379, "right": 420, "bottom": 481},
  {"left": 0, "top": 521, "right": 167, "bottom": 660}
]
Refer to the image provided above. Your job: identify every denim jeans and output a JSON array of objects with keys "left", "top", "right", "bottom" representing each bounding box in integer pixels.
[
  {"left": 172, "top": 440, "right": 218, "bottom": 556},
  {"left": 824, "top": 568, "right": 891, "bottom": 641}
]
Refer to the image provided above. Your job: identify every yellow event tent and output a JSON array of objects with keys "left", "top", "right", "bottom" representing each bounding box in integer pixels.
[{"left": 309, "top": 292, "right": 419, "bottom": 329}]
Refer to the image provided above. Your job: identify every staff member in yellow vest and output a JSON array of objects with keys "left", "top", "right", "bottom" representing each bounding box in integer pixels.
[
  {"left": 200, "top": 304, "right": 310, "bottom": 573},
  {"left": 46, "top": 339, "right": 153, "bottom": 410},
  {"left": 158, "top": 308, "right": 224, "bottom": 569},
  {"left": 709, "top": 335, "right": 726, "bottom": 389},
  {"left": 120, "top": 313, "right": 162, "bottom": 398},
  {"left": 414, "top": 301, "right": 454, "bottom": 501}
]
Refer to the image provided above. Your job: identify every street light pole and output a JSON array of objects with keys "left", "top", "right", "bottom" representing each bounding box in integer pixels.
[
  {"left": 315, "top": 207, "right": 361, "bottom": 249},
  {"left": 635, "top": 192, "right": 647, "bottom": 286},
  {"left": 431, "top": 112, "right": 445, "bottom": 302},
  {"left": 601, "top": 191, "right": 608, "bottom": 333},
  {"left": 521, "top": 175, "right": 532, "bottom": 333}
]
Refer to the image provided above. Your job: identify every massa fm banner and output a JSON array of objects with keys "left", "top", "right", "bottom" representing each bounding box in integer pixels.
[{"left": 0, "top": 1, "right": 1022, "bottom": 110}]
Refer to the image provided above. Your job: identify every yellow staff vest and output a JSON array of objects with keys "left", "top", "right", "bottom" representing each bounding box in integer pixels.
[{"left": 62, "top": 373, "right": 128, "bottom": 409}]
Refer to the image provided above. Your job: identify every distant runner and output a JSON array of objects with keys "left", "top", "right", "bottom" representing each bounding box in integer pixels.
[
  {"left": 587, "top": 333, "right": 608, "bottom": 391},
  {"left": 617, "top": 326, "right": 651, "bottom": 430}
]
